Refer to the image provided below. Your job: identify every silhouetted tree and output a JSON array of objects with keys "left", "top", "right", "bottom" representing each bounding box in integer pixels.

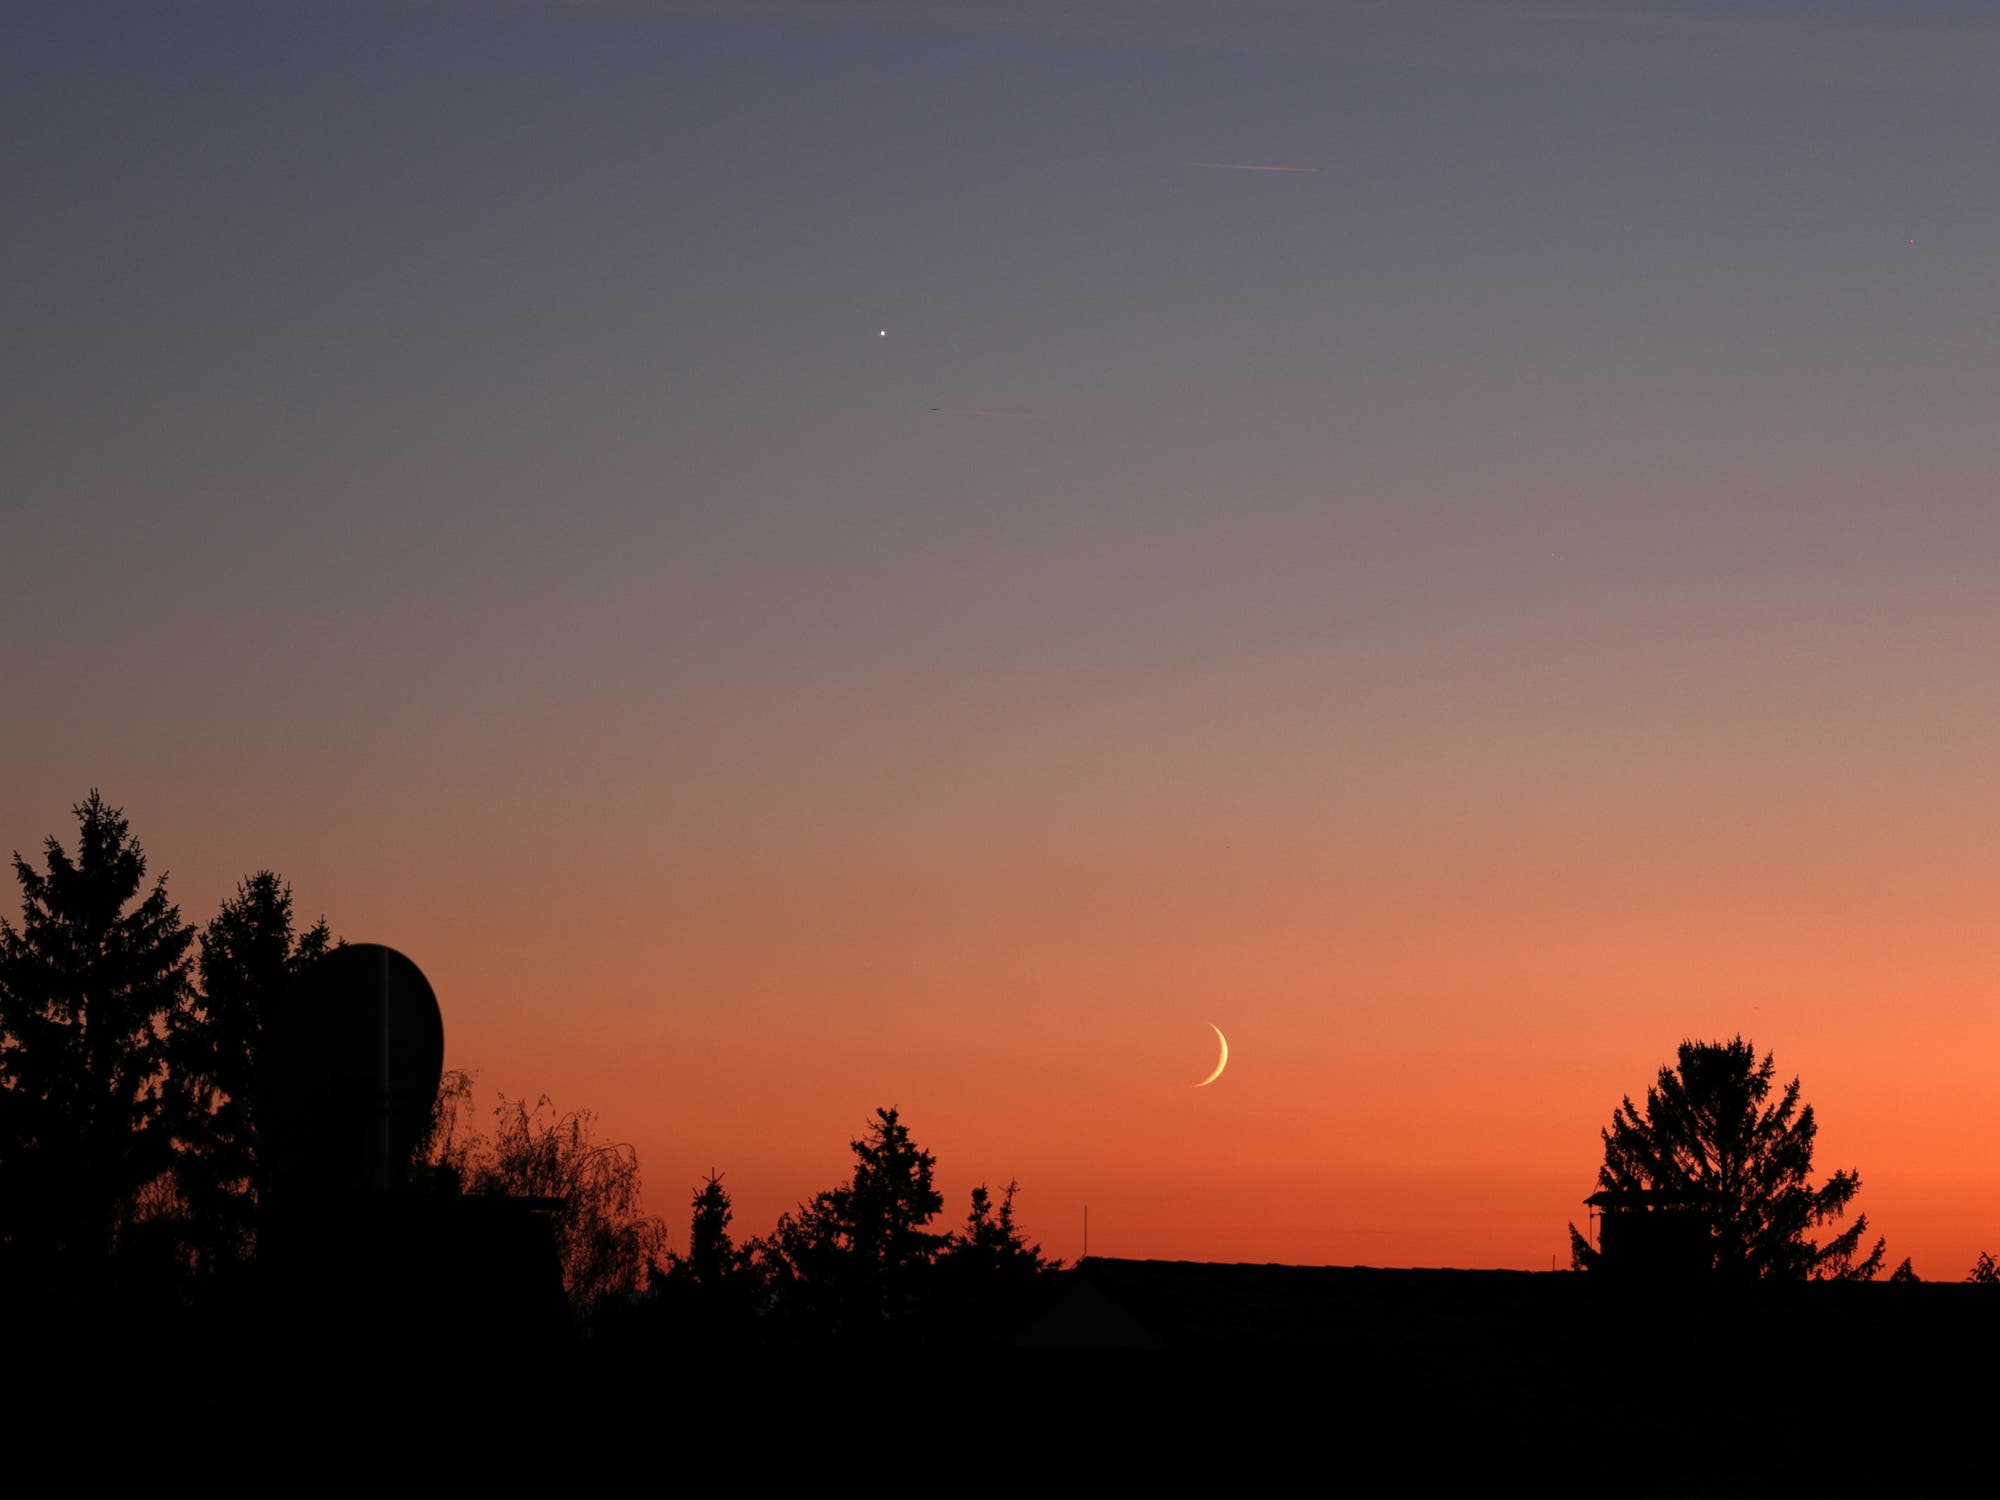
[
  {"left": 1889, "top": 1257, "right": 1920, "bottom": 1283},
  {"left": 684, "top": 1170, "right": 739, "bottom": 1286},
  {"left": 1567, "top": 1037, "right": 1885, "bottom": 1280},
  {"left": 1968, "top": 1251, "right": 1999, "bottom": 1285},
  {"left": 647, "top": 1169, "right": 757, "bottom": 1342},
  {"left": 842, "top": 1106, "right": 944, "bottom": 1279},
  {"left": 939, "top": 1179, "right": 1055, "bottom": 1276},
  {"left": 430, "top": 1082, "right": 666, "bottom": 1310},
  {"left": 414, "top": 1067, "right": 478, "bottom": 1189},
  {"left": 754, "top": 1195, "right": 846, "bottom": 1326},
  {"left": 0, "top": 793, "right": 194, "bottom": 1289},
  {"left": 751, "top": 1106, "right": 943, "bottom": 1335},
  {"left": 930, "top": 1178, "right": 1060, "bottom": 1345},
  {"left": 167, "top": 872, "right": 334, "bottom": 1273}
]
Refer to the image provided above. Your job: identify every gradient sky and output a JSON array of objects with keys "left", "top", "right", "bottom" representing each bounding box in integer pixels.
[{"left": 7, "top": 0, "right": 2000, "bottom": 1274}]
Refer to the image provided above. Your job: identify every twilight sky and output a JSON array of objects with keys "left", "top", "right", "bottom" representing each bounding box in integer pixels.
[{"left": 7, "top": 0, "right": 2000, "bottom": 1274}]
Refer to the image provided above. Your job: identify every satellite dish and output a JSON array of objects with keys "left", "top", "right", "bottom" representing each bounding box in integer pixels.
[{"left": 259, "top": 943, "right": 446, "bottom": 1193}]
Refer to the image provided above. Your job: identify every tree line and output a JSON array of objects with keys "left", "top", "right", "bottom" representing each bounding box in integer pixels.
[
  {"left": 641, "top": 1106, "right": 1056, "bottom": 1348},
  {"left": 0, "top": 791, "right": 1055, "bottom": 1346},
  {"left": 415, "top": 1073, "right": 1057, "bottom": 1342}
]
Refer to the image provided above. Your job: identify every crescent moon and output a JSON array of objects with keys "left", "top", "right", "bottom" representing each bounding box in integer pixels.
[{"left": 1192, "top": 1024, "right": 1229, "bottom": 1088}]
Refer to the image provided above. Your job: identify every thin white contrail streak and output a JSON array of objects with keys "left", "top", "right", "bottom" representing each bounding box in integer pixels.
[{"left": 1188, "top": 160, "right": 1322, "bottom": 173}]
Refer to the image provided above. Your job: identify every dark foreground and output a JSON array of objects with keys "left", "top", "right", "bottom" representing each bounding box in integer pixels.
[{"left": 14, "top": 1260, "right": 1993, "bottom": 1490}]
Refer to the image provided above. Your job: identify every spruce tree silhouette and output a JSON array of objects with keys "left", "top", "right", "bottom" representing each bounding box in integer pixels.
[
  {"left": 752, "top": 1106, "right": 943, "bottom": 1338},
  {"left": 841, "top": 1106, "right": 944, "bottom": 1283},
  {"left": 933, "top": 1179, "right": 1060, "bottom": 1346},
  {"left": 684, "top": 1170, "right": 740, "bottom": 1286},
  {"left": 940, "top": 1180, "right": 1055, "bottom": 1276},
  {"left": 651, "top": 1170, "right": 757, "bottom": 1343},
  {"left": 0, "top": 793, "right": 195, "bottom": 1293},
  {"left": 1568, "top": 1037, "right": 1885, "bottom": 1280},
  {"left": 169, "top": 872, "right": 335, "bottom": 1274}
]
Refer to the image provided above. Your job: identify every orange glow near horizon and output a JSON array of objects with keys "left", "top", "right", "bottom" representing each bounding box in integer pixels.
[{"left": 112, "top": 744, "right": 1983, "bottom": 1283}]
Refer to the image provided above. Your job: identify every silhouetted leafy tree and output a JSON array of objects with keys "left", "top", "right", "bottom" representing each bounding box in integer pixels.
[
  {"left": 414, "top": 1067, "right": 478, "bottom": 1189},
  {"left": 167, "top": 872, "right": 334, "bottom": 1273},
  {"left": 0, "top": 793, "right": 194, "bottom": 1288},
  {"left": 429, "top": 1082, "right": 666, "bottom": 1310},
  {"left": 751, "top": 1106, "right": 943, "bottom": 1336},
  {"left": 1567, "top": 1037, "right": 1885, "bottom": 1280},
  {"left": 1968, "top": 1251, "right": 1999, "bottom": 1285}
]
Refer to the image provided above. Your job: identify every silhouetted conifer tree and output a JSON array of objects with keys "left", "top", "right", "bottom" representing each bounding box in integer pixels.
[
  {"left": 685, "top": 1170, "right": 738, "bottom": 1285},
  {"left": 751, "top": 1107, "right": 943, "bottom": 1337},
  {"left": 842, "top": 1106, "right": 943, "bottom": 1279},
  {"left": 650, "top": 1169, "right": 757, "bottom": 1342},
  {"left": 1567, "top": 1037, "right": 1885, "bottom": 1280},
  {"left": 931, "top": 1179, "right": 1060, "bottom": 1346},
  {"left": 0, "top": 793, "right": 194, "bottom": 1290},
  {"left": 168, "top": 872, "right": 333, "bottom": 1273},
  {"left": 940, "top": 1180, "right": 1055, "bottom": 1275}
]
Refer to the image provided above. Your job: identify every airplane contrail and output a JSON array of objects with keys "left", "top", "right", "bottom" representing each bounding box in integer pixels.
[{"left": 1188, "top": 160, "right": 1322, "bottom": 173}]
